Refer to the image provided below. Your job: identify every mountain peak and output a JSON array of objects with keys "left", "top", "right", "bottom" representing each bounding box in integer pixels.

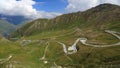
[
  {"left": 92, "top": 3, "right": 120, "bottom": 11},
  {"left": 97, "top": 3, "right": 119, "bottom": 7},
  {"left": 84, "top": 3, "right": 120, "bottom": 15}
]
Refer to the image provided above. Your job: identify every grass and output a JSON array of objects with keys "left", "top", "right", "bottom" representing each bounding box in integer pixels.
[{"left": 0, "top": 27, "right": 120, "bottom": 68}]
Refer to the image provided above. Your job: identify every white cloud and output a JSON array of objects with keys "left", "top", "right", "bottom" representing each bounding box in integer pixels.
[
  {"left": 0, "top": 0, "right": 61, "bottom": 19},
  {"left": 0, "top": 0, "right": 36, "bottom": 17},
  {"left": 36, "top": 11, "right": 62, "bottom": 19},
  {"left": 1, "top": 0, "right": 119, "bottom": 19},
  {"left": 65, "top": 0, "right": 120, "bottom": 12}
]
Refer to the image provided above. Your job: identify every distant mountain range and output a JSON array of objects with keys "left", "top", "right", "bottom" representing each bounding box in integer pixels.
[
  {"left": 0, "top": 14, "right": 32, "bottom": 36},
  {"left": 0, "top": 19, "right": 17, "bottom": 36},
  {"left": 0, "top": 14, "right": 31, "bottom": 25}
]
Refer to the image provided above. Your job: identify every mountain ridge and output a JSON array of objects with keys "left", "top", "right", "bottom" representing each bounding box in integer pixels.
[
  {"left": 0, "top": 14, "right": 31, "bottom": 25},
  {"left": 10, "top": 3, "right": 120, "bottom": 38},
  {"left": 0, "top": 19, "right": 17, "bottom": 36}
]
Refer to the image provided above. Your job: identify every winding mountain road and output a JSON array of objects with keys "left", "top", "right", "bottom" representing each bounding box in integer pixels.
[
  {"left": 80, "top": 30, "right": 120, "bottom": 47},
  {"left": 57, "top": 30, "right": 120, "bottom": 54}
]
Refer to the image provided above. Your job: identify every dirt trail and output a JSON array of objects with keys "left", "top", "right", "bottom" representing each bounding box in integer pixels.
[{"left": 0, "top": 55, "right": 12, "bottom": 64}]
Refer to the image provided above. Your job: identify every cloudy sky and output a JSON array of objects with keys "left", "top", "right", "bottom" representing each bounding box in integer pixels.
[{"left": 0, "top": 0, "right": 120, "bottom": 19}]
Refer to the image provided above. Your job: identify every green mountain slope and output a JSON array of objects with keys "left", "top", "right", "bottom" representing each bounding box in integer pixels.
[
  {"left": 10, "top": 3, "right": 120, "bottom": 38},
  {"left": 1, "top": 4, "right": 120, "bottom": 68},
  {"left": 0, "top": 19, "right": 17, "bottom": 36}
]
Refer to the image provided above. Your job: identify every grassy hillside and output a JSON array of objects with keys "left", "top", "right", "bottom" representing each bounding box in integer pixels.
[
  {"left": 0, "top": 3, "right": 120, "bottom": 68},
  {"left": 10, "top": 4, "right": 120, "bottom": 38},
  {"left": 1, "top": 27, "right": 120, "bottom": 68}
]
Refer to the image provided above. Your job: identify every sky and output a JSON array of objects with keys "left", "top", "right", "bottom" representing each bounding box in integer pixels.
[{"left": 0, "top": 0, "right": 120, "bottom": 19}]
